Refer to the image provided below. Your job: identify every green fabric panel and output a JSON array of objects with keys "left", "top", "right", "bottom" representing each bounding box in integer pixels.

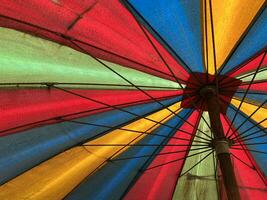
[
  {"left": 0, "top": 28, "right": 181, "bottom": 90},
  {"left": 172, "top": 112, "right": 218, "bottom": 200},
  {"left": 236, "top": 67, "right": 267, "bottom": 82}
]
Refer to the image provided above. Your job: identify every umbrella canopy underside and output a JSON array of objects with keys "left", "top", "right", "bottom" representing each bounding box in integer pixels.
[{"left": 0, "top": 0, "right": 266, "bottom": 200}]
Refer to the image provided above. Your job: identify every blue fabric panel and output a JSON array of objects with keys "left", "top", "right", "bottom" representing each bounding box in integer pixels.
[
  {"left": 226, "top": 105, "right": 267, "bottom": 175},
  {"left": 234, "top": 91, "right": 267, "bottom": 105},
  {"left": 65, "top": 109, "right": 192, "bottom": 200},
  {"left": 128, "top": 0, "right": 204, "bottom": 72},
  {"left": 221, "top": 8, "right": 267, "bottom": 74},
  {"left": 0, "top": 96, "right": 180, "bottom": 184}
]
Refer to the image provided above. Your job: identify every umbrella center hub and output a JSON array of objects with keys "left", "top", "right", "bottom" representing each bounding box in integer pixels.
[
  {"left": 199, "top": 85, "right": 216, "bottom": 97},
  {"left": 181, "top": 72, "right": 242, "bottom": 113}
]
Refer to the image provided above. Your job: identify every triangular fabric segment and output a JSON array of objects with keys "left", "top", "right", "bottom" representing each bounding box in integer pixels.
[
  {"left": 172, "top": 112, "right": 218, "bottom": 200},
  {"left": 128, "top": 0, "right": 205, "bottom": 72},
  {"left": 204, "top": 0, "right": 265, "bottom": 72}
]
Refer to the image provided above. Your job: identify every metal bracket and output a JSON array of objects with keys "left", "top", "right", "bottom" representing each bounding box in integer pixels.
[{"left": 214, "top": 140, "right": 230, "bottom": 155}]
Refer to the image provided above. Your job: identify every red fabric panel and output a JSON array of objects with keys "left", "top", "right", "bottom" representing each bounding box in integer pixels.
[
  {"left": 228, "top": 51, "right": 267, "bottom": 78},
  {"left": 124, "top": 111, "right": 200, "bottom": 200},
  {"left": 239, "top": 81, "right": 267, "bottom": 92},
  {"left": 221, "top": 115, "right": 267, "bottom": 200},
  {"left": 0, "top": 89, "right": 181, "bottom": 136},
  {"left": 0, "top": 0, "right": 188, "bottom": 82}
]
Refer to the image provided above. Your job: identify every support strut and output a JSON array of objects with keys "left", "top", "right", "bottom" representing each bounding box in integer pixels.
[{"left": 200, "top": 86, "right": 241, "bottom": 200}]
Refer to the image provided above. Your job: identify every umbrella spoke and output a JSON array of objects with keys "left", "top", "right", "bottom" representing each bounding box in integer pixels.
[
  {"left": 225, "top": 90, "right": 267, "bottom": 95},
  {"left": 204, "top": 0, "right": 209, "bottom": 83},
  {"left": 141, "top": 148, "right": 213, "bottom": 172},
  {"left": 230, "top": 147, "right": 267, "bottom": 155},
  {"left": 112, "top": 147, "right": 212, "bottom": 161},
  {"left": 230, "top": 153, "right": 255, "bottom": 170},
  {"left": 0, "top": 82, "right": 182, "bottom": 90},
  {"left": 240, "top": 80, "right": 267, "bottom": 86},
  {"left": 232, "top": 142, "right": 267, "bottom": 146},
  {"left": 234, "top": 67, "right": 267, "bottom": 81},
  {"left": 208, "top": 0, "right": 219, "bottom": 97},
  {"left": 234, "top": 134, "right": 266, "bottom": 143},
  {"left": 179, "top": 150, "right": 214, "bottom": 177},
  {"left": 82, "top": 144, "right": 210, "bottom": 147}
]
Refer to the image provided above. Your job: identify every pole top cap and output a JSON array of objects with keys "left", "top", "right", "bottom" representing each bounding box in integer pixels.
[{"left": 199, "top": 85, "right": 216, "bottom": 97}]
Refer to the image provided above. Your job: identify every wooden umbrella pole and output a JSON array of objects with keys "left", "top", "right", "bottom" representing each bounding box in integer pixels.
[{"left": 200, "top": 86, "right": 241, "bottom": 200}]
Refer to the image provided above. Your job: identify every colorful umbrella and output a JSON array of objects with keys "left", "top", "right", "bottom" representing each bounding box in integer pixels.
[{"left": 0, "top": 0, "right": 266, "bottom": 199}]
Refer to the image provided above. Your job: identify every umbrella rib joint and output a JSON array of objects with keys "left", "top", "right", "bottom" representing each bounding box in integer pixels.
[{"left": 200, "top": 85, "right": 241, "bottom": 200}]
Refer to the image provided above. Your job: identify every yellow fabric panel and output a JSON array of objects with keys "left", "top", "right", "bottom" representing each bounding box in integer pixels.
[
  {"left": 231, "top": 98, "right": 267, "bottom": 128},
  {"left": 0, "top": 102, "right": 181, "bottom": 200},
  {"left": 203, "top": 0, "right": 265, "bottom": 73}
]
